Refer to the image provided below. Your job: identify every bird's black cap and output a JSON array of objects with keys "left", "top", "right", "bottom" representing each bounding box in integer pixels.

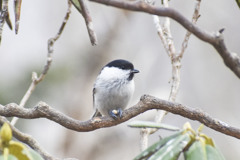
[
  {"left": 106, "top": 59, "right": 139, "bottom": 80},
  {"left": 106, "top": 59, "right": 135, "bottom": 71}
]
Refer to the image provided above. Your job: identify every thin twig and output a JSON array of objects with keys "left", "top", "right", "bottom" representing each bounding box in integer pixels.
[
  {"left": 152, "top": 15, "right": 170, "bottom": 56},
  {"left": 1, "top": 94, "right": 240, "bottom": 139},
  {"left": 10, "top": 1, "right": 72, "bottom": 126},
  {"left": 141, "top": 0, "right": 203, "bottom": 150},
  {"left": 152, "top": 1, "right": 176, "bottom": 57},
  {"left": 140, "top": 129, "right": 149, "bottom": 151},
  {"left": 141, "top": 0, "right": 175, "bottom": 151},
  {"left": 0, "top": 0, "right": 8, "bottom": 44},
  {"left": 179, "top": 0, "right": 201, "bottom": 58},
  {"left": 90, "top": 0, "right": 240, "bottom": 78},
  {"left": 78, "top": 0, "right": 98, "bottom": 45},
  {"left": 162, "top": 0, "right": 175, "bottom": 57}
]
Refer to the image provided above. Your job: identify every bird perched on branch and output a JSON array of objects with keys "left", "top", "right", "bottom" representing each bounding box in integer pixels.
[{"left": 92, "top": 59, "right": 139, "bottom": 119}]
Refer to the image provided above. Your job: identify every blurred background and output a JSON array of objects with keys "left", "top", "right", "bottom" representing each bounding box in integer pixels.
[{"left": 0, "top": 0, "right": 240, "bottom": 159}]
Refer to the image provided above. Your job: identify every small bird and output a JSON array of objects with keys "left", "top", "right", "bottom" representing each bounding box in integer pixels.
[{"left": 92, "top": 59, "right": 139, "bottom": 119}]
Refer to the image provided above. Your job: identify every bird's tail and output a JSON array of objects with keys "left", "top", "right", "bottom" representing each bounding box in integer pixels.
[{"left": 91, "top": 109, "right": 102, "bottom": 118}]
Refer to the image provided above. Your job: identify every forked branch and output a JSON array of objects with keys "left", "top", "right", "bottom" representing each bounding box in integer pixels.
[{"left": 90, "top": 0, "right": 240, "bottom": 78}]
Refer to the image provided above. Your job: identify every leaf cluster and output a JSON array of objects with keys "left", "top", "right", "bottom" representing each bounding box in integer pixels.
[
  {"left": 133, "top": 122, "right": 225, "bottom": 160},
  {"left": 0, "top": 123, "right": 43, "bottom": 160}
]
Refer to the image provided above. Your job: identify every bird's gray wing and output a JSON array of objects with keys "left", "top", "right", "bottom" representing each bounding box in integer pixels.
[
  {"left": 92, "top": 87, "right": 102, "bottom": 118},
  {"left": 93, "top": 87, "right": 96, "bottom": 109}
]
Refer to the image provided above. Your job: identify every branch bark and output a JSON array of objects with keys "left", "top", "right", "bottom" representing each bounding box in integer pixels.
[
  {"left": 89, "top": 0, "right": 240, "bottom": 78},
  {"left": 1, "top": 94, "right": 240, "bottom": 139},
  {"left": 140, "top": 0, "right": 202, "bottom": 151},
  {"left": 78, "top": 0, "right": 98, "bottom": 45}
]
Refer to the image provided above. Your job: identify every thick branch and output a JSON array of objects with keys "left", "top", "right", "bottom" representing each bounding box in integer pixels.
[
  {"left": 89, "top": 0, "right": 240, "bottom": 78},
  {"left": 1, "top": 95, "right": 240, "bottom": 139}
]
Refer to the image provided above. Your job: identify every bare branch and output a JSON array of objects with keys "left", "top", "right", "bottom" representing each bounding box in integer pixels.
[
  {"left": 1, "top": 95, "right": 240, "bottom": 139},
  {"left": 151, "top": 0, "right": 175, "bottom": 56},
  {"left": 179, "top": 0, "right": 201, "bottom": 57},
  {"left": 162, "top": 0, "right": 175, "bottom": 57},
  {"left": 48, "top": 0, "right": 72, "bottom": 54},
  {"left": 141, "top": 0, "right": 179, "bottom": 151},
  {"left": 152, "top": 15, "right": 170, "bottom": 56},
  {"left": 89, "top": 0, "right": 240, "bottom": 78},
  {"left": 213, "top": 35, "right": 240, "bottom": 78},
  {"left": 0, "top": 0, "right": 9, "bottom": 44},
  {"left": 140, "top": 129, "right": 149, "bottom": 151},
  {"left": 10, "top": 1, "right": 73, "bottom": 126},
  {"left": 78, "top": 0, "right": 98, "bottom": 45}
]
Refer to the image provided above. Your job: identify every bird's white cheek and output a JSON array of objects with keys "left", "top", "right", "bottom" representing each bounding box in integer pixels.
[{"left": 98, "top": 67, "right": 131, "bottom": 81}]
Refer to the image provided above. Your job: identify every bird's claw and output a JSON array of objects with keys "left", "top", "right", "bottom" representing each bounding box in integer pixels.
[{"left": 109, "top": 108, "right": 123, "bottom": 119}]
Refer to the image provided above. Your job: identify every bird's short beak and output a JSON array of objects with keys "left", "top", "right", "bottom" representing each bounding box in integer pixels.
[{"left": 131, "top": 69, "right": 139, "bottom": 74}]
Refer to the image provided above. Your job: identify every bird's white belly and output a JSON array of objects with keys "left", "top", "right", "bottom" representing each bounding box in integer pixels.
[{"left": 95, "top": 80, "right": 134, "bottom": 116}]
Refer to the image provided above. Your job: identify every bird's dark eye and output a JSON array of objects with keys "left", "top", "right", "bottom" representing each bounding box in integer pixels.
[
  {"left": 121, "top": 65, "right": 126, "bottom": 69},
  {"left": 128, "top": 72, "right": 134, "bottom": 81}
]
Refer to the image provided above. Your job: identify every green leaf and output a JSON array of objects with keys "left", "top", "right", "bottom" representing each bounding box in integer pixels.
[
  {"left": 0, "top": 123, "right": 12, "bottom": 144},
  {"left": 148, "top": 132, "right": 191, "bottom": 160},
  {"left": 199, "top": 133, "right": 215, "bottom": 147},
  {"left": 184, "top": 140, "right": 207, "bottom": 160},
  {"left": 28, "top": 149, "right": 44, "bottom": 160},
  {"left": 206, "top": 145, "right": 225, "bottom": 160},
  {"left": 134, "top": 123, "right": 225, "bottom": 160},
  {"left": 14, "top": 0, "right": 22, "bottom": 34},
  {"left": 236, "top": 0, "right": 240, "bottom": 8},
  {"left": 134, "top": 131, "right": 183, "bottom": 160},
  {"left": 8, "top": 141, "right": 30, "bottom": 160},
  {"left": 0, "top": 0, "right": 12, "bottom": 31},
  {"left": 70, "top": 0, "right": 82, "bottom": 14},
  {"left": 0, "top": 155, "right": 18, "bottom": 160},
  {"left": 128, "top": 121, "right": 180, "bottom": 131},
  {"left": 5, "top": 12, "right": 13, "bottom": 30}
]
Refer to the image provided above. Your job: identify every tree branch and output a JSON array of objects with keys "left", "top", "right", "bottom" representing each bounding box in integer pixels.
[
  {"left": 78, "top": 0, "right": 98, "bottom": 45},
  {"left": 179, "top": 0, "right": 201, "bottom": 57},
  {"left": 89, "top": 0, "right": 240, "bottom": 78},
  {"left": 140, "top": 1, "right": 202, "bottom": 150},
  {"left": 10, "top": 0, "right": 72, "bottom": 126},
  {"left": 0, "top": 0, "right": 9, "bottom": 44},
  {"left": 1, "top": 94, "right": 240, "bottom": 139}
]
